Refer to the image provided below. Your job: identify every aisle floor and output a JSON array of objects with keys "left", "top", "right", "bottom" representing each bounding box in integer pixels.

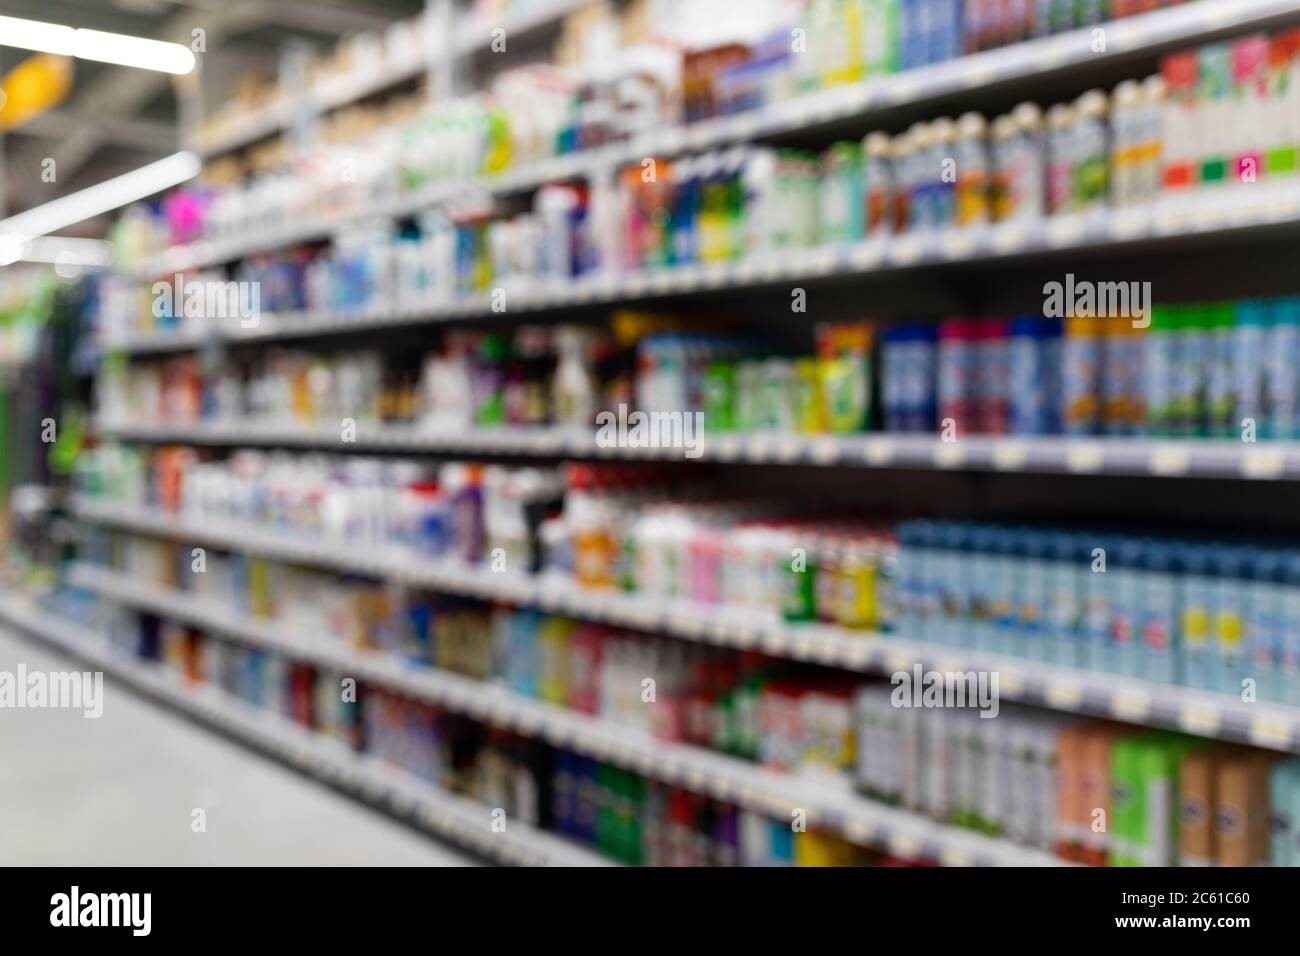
[{"left": 0, "top": 626, "right": 478, "bottom": 866}]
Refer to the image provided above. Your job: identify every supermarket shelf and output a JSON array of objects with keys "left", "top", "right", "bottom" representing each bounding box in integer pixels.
[
  {"left": 0, "top": 591, "right": 610, "bottom": 867},
  {"left": 192, "top": 0, "right": 592, "bottom": 158},
  {"left": 142, "top": 0, "right": 1296, "bottom": 274},
  {"left": 111, "top": 182, "right": 1300, "bottom": 349},
  {"left": 93, "top": 418, "right": 1300, "bottom": 481},
  {"left": 65, "top": 562, "right": 1064, "bottom": 866},
  {"left": 69, "top": 497, "right": 1300, "bottom": 753}
]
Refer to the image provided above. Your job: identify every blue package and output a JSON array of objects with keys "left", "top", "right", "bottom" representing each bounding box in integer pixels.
[
  {"left": 1080, "top": 532, "right": 1116, "bottom": 672},
  {"left": 1178, "top": 544, "right": 1215, "bottom": 690},
  {"left": 1018, "top": 527, "right": 1050, "bottom": 660},
  {"left": 1111, "top": 536, "right": 1144, "bottom": 678},
  {"left": 1139, "top": 539, "right": 1179, "bottom": 684},
  {"left": 901, "top": 0, "right": 928, "bottom": 70},
  {"left": 1211, "top": 546, "right": 1248, "bottom": 697}
]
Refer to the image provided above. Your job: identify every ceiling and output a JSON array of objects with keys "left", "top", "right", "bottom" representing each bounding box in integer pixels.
[{"left": 0, "top": 0, "right": 423, "bottom": 232}]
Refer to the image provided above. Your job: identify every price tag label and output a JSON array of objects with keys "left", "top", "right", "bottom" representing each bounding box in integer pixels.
[
  {"left": 991, "top": 441, "right": 1029, "bottom": 470},
  {"left": 775, "top": 436, "right": 803, "bottom": 462},
  {"left": 1047, "top": 216, "right": 1086, "bottom": 247},
  {"left": 1111, "top": 691, "right": 1151, "bottom": 721},
  {"left": 809, "top": 247, "right": 838, "bottom": 275},
  {"left": 885, "top": 76, "right": 922, "bottom": 104},
  {"left": 990, "top": 223, "right": 1028, "bottom": 253},
  {"left": 746, "top": 436, "right": 773, "bottom": 462},
  {"left": 811, "top": 436, "right": 841, "bottom": 464},
  {"left": 1249, "top": 715, "right": 1293, "bottom": 748},
  {"left": 844, "top": 642, "right": 873, "bottom": 669},
  {"left": 731, "top": 114, "right": 759, "bottom": 141},
  {"left": 1149, "top": 445, "right": 1192, "bottom": 476},
  {"left": 891, "top": 235, "right": 925, "bottom": 265},
  {"left": 864, "top": 438, "right": 896, "bottom": 465},
  {"left": 933, "top": 443, "right": 967, "bottom": 468},
  {"left": 763, "top": 629, "right": 790, "bottom": 654},
  {"left": 888, "top": 831, "right": 922, "bottom": 858},
  {"left": 1178, "top": 704, "right": 1221, "bottom": 735},
  {"left": 940, "top": 845, "right": 976, "bottom": 867},
  {"left": 1045, "top": 680, "right": 1084, "bottom": 709},
  {"left": 715, "top": 436, "right": 741, "bottom": 459},
  {"left": 1241, "top": 448, "right": 1286, "bottom": 479},
  {"left": 940, "top": 230, "right": 977, "bottom": 259},
  {"left": 1065, "top": 443, "right": 1105, "bottom": 473},
  {"left": 845, "top": 818, "right": 875, "bottom": 844},
  {"left": 1109, "top": 209, "right": 1148, "bottom": 240},
  {"left": 850, "top": 241, "right": 883, "bottom": 270},
  {"left": 998, "top": 671, "right": 1026, "bottom": 697}
]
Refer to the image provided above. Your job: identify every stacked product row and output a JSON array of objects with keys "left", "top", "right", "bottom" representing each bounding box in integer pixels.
[
  {"left": 123, "top": 0, "right": 1178, "bottom": 261},
  {"left": 109, "top": 25, "right": 1300, "bottom": 341},
  {"left": 104, "top": 296, "right": 1300, "bottom": 440},
  {"left": 900, "top": 519, "right": 1300, "bottom": 702},
  {"left": 857, "top": 688, "right": 1300, "bottom": 867},
  {"left": 76, "top": 449, "right": 1300, "bottom": 705},
  {"left": 101, "top": 599, "right": 891, "bottom": 866},
  {"left": 82, "top": 531, "right": 1300, "bottom": 866}
]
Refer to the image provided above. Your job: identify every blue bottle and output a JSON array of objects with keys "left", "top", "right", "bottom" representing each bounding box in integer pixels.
[{"left": 1137, "top": 539, "right": 1179, "bottom": 684}]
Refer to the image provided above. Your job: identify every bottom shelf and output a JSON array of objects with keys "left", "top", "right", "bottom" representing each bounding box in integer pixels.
[{"left": 0, "top": 593, "right": 612, "bottom": 868}]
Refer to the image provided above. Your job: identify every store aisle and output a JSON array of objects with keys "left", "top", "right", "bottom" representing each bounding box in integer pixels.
[{"left": 0, "top": 627, "right": 478, "bottom": 866}]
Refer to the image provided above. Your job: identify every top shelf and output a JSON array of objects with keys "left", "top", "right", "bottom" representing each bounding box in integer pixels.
[
  {"left": 151, "top": 0, "right": 1300, "bottom": 276},
  {"left": 192, "top": 0, "right": 594, "bottom": 159}
]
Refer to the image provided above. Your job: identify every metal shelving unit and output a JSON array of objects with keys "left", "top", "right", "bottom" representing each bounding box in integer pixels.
[
  {"left": 143, "top": 0, "right": 1300, "bottom": 278},
  {"left": 93, "top": 419, "right": 1300, "bottom": 481},
  {"left": 59, "top": 564, "right": 1066, "bottom": 866},
  {"left": 68, "top": 505, "right": 1300, "bottom": 753},
  {"left": 191, "top": 0, "right": 594, "bottom": 159},
  {"left": 111, "top": 183, "right": 1300, "bottom": 350},
  {"left": 49, "top": 0, "right": 1300, "bottom": 870},
  {"left": 0, "top": 593, "right": 612, "bottom": 867}
]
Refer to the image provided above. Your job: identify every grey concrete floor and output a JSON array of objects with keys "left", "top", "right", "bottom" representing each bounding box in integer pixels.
[{"left": 0, "top": 626, "right": 478, "bottom": 866}]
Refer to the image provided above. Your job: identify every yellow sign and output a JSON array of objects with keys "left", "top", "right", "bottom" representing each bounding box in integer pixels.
[{"left": 1, "top": 54, "right": 73, "bottom": 131}]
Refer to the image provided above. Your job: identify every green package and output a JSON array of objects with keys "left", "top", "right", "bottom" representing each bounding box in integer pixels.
[
  {"left": 1111, "top": 734, "right": 1202, "bottom": 867},
  {"left": 781, "top": 552, "right": 817, "bottom": 622},
  {"left": 821, "top": 356, "right": 871, "bottom": 432},
  {"left": 702, "top": 360, "right": 736, "bottom": 432},
  {"left": 1206, "top": 302, "right": 1237, "bottom": 438},
  {"left": 1109, "top": 737, "right": 1144, "bottom": 866}
]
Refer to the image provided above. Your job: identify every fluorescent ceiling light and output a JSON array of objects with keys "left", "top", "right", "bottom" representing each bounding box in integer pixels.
[
  {"left": 0, "top": 151, "right": 200, "bottom": 265},
  {"left": 18, "top": 236, "right": 113, "bottom": 267},
  {"left": 0, "top": 15, "right": 196, "bottom": 74}
]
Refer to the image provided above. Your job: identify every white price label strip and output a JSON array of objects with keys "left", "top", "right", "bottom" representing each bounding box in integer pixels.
[
  {"left": 939, "top": 845, "right": 976, "bottom": 867},
  {"left": 1179, "top": 704, "right": 1222, "bottom": 735},
  {"left": 864, "top": 438, "right": 896, "bottom": 465},
  {"left": 1111, "top": 691, "right": 1151, "bottom": 721},
  {"left": 1149, "top": 446, "right": 1192, "bottom": 476},
  {"left": 850, "top": 242, "right": 884, "bottom": 270},
  {"left": 990, "top": 223, "right": 1028, "bottom": 253},
  {"left": 891, "top": 236, "right": 925, "bottom": 265},
  {"left": 1249, "top": 716, "right": 1293, "bottom": 748},
  {"left": 888, "top": 831, "right": 923, "bottom": 859},
  {"left": 1047, "top": 217, "right": 1085, "bottom": 247},
  {"left": 1241, "top": 448, "right": 1286, "bottom": 479},
  {"left": 933, "top": 443, "right": 967, "bottom": 468},
  {"left": 1065, "top": 443, "right": 1105, "bottom": 473},
  {"left": 940, "top": 230, "right": 977, "bottom": 259},
  {"left": 1045, "top": 680, "right": 1085, "bottom": 709},
  {"left": 997, "top": 671, "right": 1026, "bottom": 697},
  {"left": 992, "top": 441, "right": 1029, "bottom": 470},
  {"left": 811, "top": 437, "right": 841, "bottom": 464}
]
